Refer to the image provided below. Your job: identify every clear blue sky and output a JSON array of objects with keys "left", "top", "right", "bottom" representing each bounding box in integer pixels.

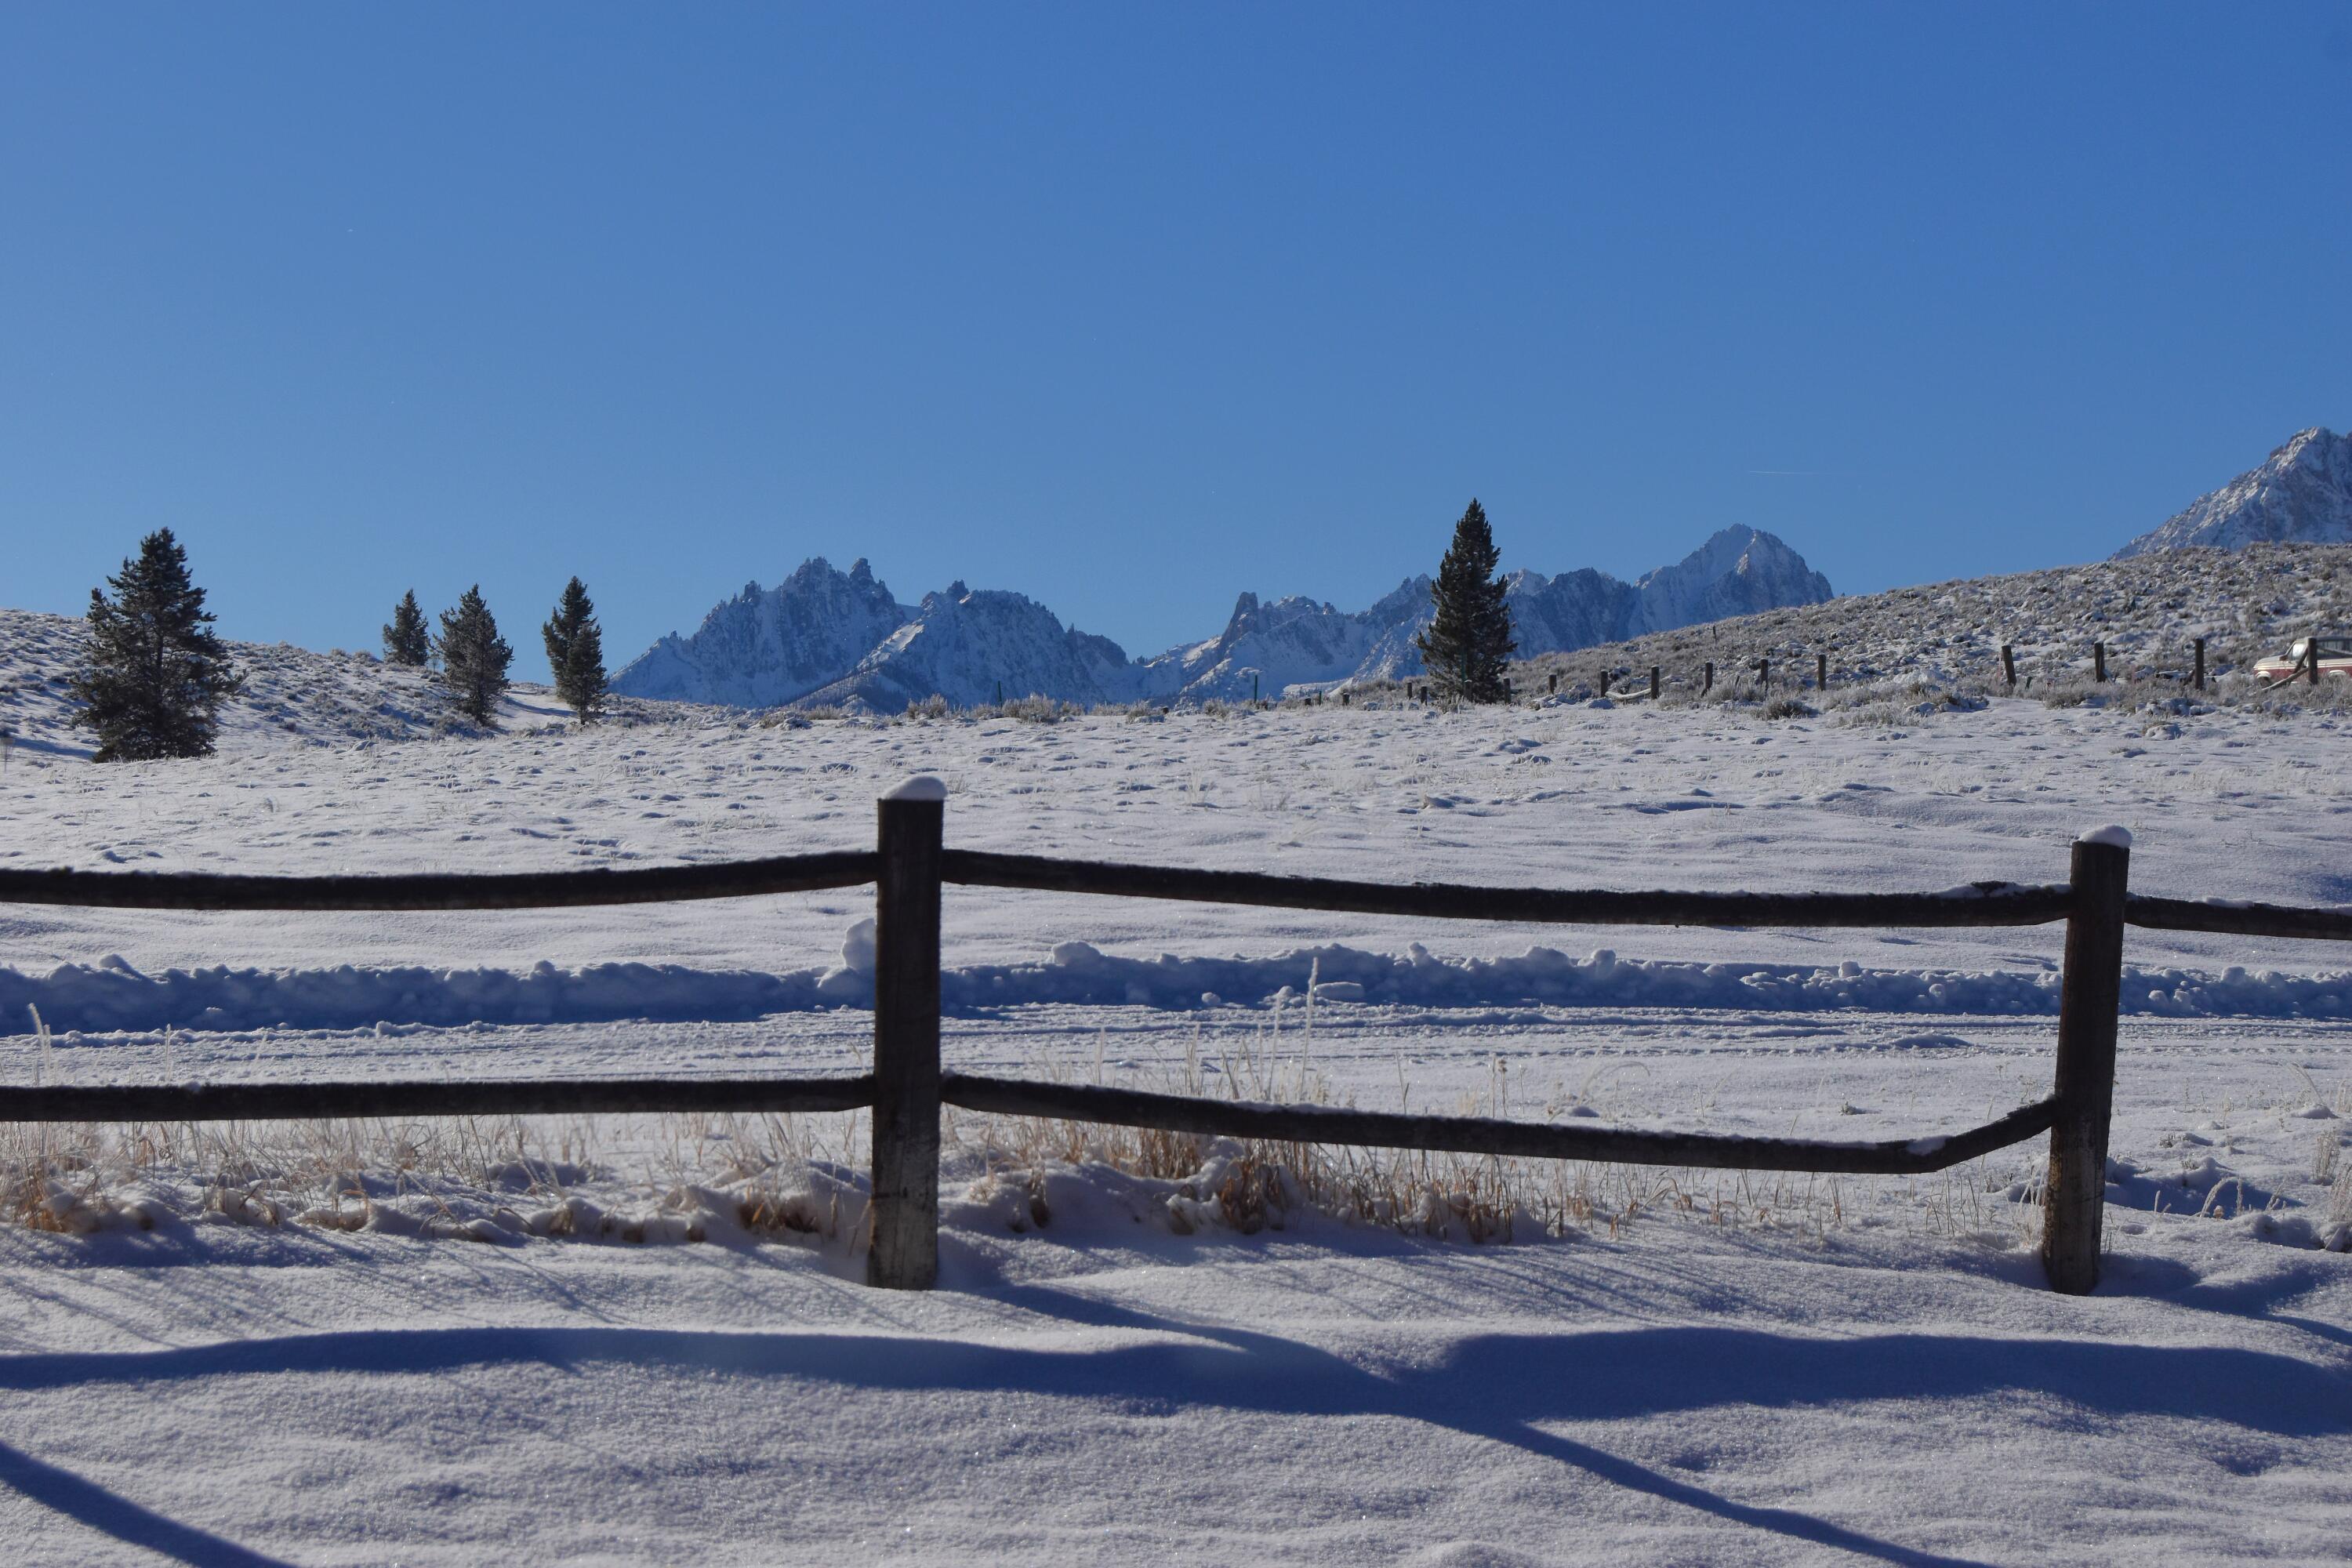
[{"left": 4, "top": 6, "right": 2347, "bottom": 680}]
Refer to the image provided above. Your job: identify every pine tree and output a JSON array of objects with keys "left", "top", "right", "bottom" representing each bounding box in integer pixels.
[
  {"left": 541, "top": 576, "right": 608, "bottom": 724},
  {"left": 435, "top": 584, "right": 513, "bottom": 728},
  {"left": 69, "top": 528, "right": 243, "bottom": 761},
  {"left": 1414, "top": 499, "right": 1515, "bottom": 702},
  {"left": 382, "top": 590, "right": 430, "bottom": 666}
]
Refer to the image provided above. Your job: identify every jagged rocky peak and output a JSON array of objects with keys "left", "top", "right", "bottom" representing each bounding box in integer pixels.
[
  {"left": 610, "top": 555, "right": 909, "bottom": 708},
  {"left": 2116, "top": 428, "right": 2352, "bottom": 558},
  {"left": 797, "top": 580, "right": 1133, "bottom": 712}
]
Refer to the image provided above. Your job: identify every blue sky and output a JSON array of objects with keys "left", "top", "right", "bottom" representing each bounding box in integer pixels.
[{"left": 3, "top": 5, "right": 2347, "bottom": 680}]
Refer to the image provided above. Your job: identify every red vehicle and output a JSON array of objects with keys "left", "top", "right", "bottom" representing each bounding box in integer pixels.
[{"left": 2254, "top": 635, "right": 2352, "bottom": 684}]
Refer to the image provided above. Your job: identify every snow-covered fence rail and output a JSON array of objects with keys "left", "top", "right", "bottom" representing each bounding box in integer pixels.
[
  {"left": 0, "top": 786, "right": 2223, "bottom": 1298},
  {"left": 2125, "top": 895, "right": 2352, "bottom": 944}
]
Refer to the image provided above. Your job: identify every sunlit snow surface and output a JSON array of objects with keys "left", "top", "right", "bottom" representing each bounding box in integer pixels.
[{"left": 2, "top": 691, "right": 2349, "bottom": 1565}]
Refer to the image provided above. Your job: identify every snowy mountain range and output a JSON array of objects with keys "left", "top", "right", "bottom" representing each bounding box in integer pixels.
[
  {"left": 614, "top": 526, "right": 1834, "bottom": 710},
  {"left": 2115, "top": 427, "right": 2352, "bottom": 558}
]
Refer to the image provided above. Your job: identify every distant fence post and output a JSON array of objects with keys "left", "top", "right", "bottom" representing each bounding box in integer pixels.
[
  {"left": 1548, "top": 673, "right": 1557, "bottom": 695},
  {"left": 1702, "top": 661, "right": 1713, "bottom": 695},
  {"left": 2042, "top": 829, "right": 2129, "bottom": 1294},
  {"left": 2092, "top": 641, "right": 2106, "bottom": 683},
  {"left": 1650, "top": 666, "right": 1660, "bottom": 700},
  {"left": 1816, "top": 652, "right": 1828, "bottom": 692},
  {"left": 2002, "top": 645, "right": 2016, "bottom": 691},
  {"left": 2309, "top": 642, "right": 2321, "bottom": 687},
  {"left": 1756, "top": 657, "right": 1769, "bottom": 691},
  {"left": 869, "top": 778, "right": 946, "bottom": 1290},
  {"left": 2191, "top": 638, "right": 2205, "bottom": 692}
]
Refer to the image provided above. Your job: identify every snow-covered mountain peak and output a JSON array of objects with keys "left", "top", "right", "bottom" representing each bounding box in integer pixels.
[
  {"left": 2115, "top": 428, "right": 2352, "bottom": 558},
  {"left": 611, "top": 556, "right": 909, "bottom": 707}
]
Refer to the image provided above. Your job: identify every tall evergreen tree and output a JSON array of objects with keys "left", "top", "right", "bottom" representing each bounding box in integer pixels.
[
  {"left": 69, "top": 528, "right": 243, "bottom": 761},
  {"left": 541, "top": 576, "right": 608, "bottom": 724},
  {"left": 1414, "top": 498, "right": 1515, "bottom": 702},
  {"left": 435, "top": 585, "right": 513, "bottom": 728},
  {"left": 382, "top": 590, "right": 430, "bottom": 666}
]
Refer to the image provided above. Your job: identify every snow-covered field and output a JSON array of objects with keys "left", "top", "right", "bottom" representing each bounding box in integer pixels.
[{"left": 3, "top": 691, "right": 2350, "bottom": 1564}]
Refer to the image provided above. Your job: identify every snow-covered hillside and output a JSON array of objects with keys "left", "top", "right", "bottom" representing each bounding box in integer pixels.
[
  {"left": 0, "top": 607, "right": 668, "bottom": 757},
  {"left": 1508, "top": 540, "right": 2352, "bottom": 696},
  {"left": 2116, "top": 427, "right": 2352, "bottom": 557},
  {"left": 612, "top": 525, "right": 1834, "bottom": 711},
  {"left": 2, "top": 691, "right": 2350, "bottom": 1565}
]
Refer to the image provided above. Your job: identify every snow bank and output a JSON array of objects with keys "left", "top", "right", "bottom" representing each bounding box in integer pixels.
[{"left": 12, "top": 934, "right": 2352, "bottom": 1034}]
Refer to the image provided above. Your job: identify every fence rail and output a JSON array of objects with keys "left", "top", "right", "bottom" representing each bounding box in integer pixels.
[
  {"left": 0, "top": 1074, "right": 876, "bottom": 1124},
  {"left": 943, "top": 850, "right": 2074, "bottom": 928},
  {"left": 2126, "top": 894, "right": 2352, "bottom": 943},
  {"left": 0, "top": 851, "right": 879, "bottom": 912},
  {"left": 940, "top": 1071, "right": 2063, "bottom": 1176},
  {"left": 5, "top": 781, "right": 2343, "bottom": 1298}
]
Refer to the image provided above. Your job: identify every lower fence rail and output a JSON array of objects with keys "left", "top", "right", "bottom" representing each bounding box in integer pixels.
[
  {"left": 942, "top": 1072, "right": 2061, "bottom": 1177},
  {"left": 0, "top": 1074, "right": 877, "bottom": 1123}
]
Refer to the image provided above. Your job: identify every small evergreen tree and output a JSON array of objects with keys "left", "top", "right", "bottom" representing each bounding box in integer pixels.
[
  {"left": 382, "top": 590, "right": 430, "bottom": 666},
  {"left": 1414, "top": 498, "right": 1515, "bottom": 702},
  {"left": 70, "top": 528, "right": 243, "bottom": 761},
  {"left": 435, "top": 584, "right": 513, "bottom": 728},
  {"left": 541, "top": 576, "right": 608, "bottom": 724}
]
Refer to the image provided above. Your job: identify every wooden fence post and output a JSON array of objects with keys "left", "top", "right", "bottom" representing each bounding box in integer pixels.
[
  {"left": 869, "top": 778, "right": 946, "bottom": 1290},
  {"left": 1650, "top": 666, "right": 1660, "bottom": 700},
  {"left": 2092, "top": 642, "right": 2106, "bottom": 683},
  {"left": 2042, "top": 828, "right": 2129, "bottom": 1294},
  {"left": 1548, "top": 673, "right": 1557, "bottom": 695},
  {"left": 1757, "top": 657, "right": 1769, "bottom": 691},
  {"left": 1702, "top": 661, "right": 1713, "bottom": 695},
  {"left": 1816, "top": 653, "right": 1828, "bottom": 692},
  {"left": 2192, "top": 638, "right": 2205, "bottom": 692},
  {"left": 2309, "top": 641, "right": 2321, "bottom": 686},
  {"left": 2002, "top": 645, "right": 2016, "bottom": 691}
]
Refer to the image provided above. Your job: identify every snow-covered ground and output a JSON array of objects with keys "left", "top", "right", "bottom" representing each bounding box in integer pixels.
[{"left": 2, "top": 692, "right": 2349, "bottom": 1564}]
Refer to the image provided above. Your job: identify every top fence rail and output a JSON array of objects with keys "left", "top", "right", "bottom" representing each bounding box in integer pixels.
[
  {"left": 0, "top": 851, "right": 880, "bottom": 912},
  {"left": 2125, "top": 894, "right": 2352, "bottom": 943},
  {"left": 941, "top": 851, "right": 2076, "bottom": 929},
  {"left": 6, "top": 848, "right": 2347, "bottom": 946}
]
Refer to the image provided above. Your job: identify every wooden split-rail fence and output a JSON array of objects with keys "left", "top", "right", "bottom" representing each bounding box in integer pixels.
[{"left": 5, "top": 785, "right": 2350, "bottom": 1295}]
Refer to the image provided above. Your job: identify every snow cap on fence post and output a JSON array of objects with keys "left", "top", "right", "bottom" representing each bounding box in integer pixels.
[
  {"left": 2076, "top": 825, "right": 2133, "bottom": 850},
  {"left": 883, "top": 775, "right": 949, "bottom": 803}
]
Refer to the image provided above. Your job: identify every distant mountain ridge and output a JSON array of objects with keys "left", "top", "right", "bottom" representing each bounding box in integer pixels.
[
  {"left": 612, "top": 526, "right": 1835, "bottom": 710},
  {"left": 2115, "top": 428, "right": 2352, "bottom": 558}
]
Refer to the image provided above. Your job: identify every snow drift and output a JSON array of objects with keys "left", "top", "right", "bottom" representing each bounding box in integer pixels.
[{"left": 12, "top": 938, "right": 2352, "bottom": 1035}]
